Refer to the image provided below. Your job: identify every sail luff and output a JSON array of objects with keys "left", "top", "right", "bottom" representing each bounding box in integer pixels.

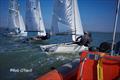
[
  {"left": 37, "top": 0, "right": 46, "bottom": 36},
  {"left": 72, "top": 0, "right": 84, "bottom": 41},
  {"left": 72, "top": 0, "right": 76, "bottom": 41},
  {"left": 18, "top": 11, "right": 27, "bottom": 36}
]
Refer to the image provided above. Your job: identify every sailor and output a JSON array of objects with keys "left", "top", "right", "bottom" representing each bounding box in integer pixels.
[
  {"left": 115, "top": 41, "right": 120, "bottom": 55},
  {"left": 39, "top": 33, "right": 50, "bottom": 40},
  {"left": 99, "top": 42, "right": 111, "bottom": 53},
  {"left": 15, "top": 28, "right": 21, "bottom": 35},
  {"left": 46, "top": 33, "right": 50, "bottom": 39},
  {"left": 74, "top": 31, "right": 92, "bottom": 46},
  {"left": 18, "top": 28, "right": 21, "bottom": 33}
]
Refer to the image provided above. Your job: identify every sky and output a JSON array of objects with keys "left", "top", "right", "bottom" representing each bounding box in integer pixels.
[{"left": 0, "top": 0, "right": 120, "bottom": 32}]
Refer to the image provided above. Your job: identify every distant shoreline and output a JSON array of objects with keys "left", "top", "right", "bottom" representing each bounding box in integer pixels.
[
  {"left": 0, "top": 27, "right": 120, "bottom": 34},
  {"left": 89, "top": 31, "right": 120, "bottom": 34}
]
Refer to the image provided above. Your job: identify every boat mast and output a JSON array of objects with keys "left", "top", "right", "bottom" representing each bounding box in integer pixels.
[
  {"left": 111, "top": 0, "right": 120, "bottom": 56},
  {"left": 38, "top": 0, "right": 41, "bottom": 36},
  {"left": 73, "top": 0, "right": 77, "bottom": 41}
]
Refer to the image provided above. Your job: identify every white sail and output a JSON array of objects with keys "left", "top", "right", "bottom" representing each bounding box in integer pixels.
[
  {"left": 26, "top": 0, "right": 46, "bottom": 37},
  {"left": 38, "top": 0, "right": 46, "bottom": 36},
  {"left": 51, "top": 0, "right": 84, "bottom": 41},
  {"left": 40, "top": 0, "right": 87, "bottom": 54},
  {"left": 8, "top": 0, "right": 26, "bottom": 36},
  {"left": 51, "top": 0, "right": 72, "bottom": 34},
  {"left": 72, "top": 0, "right": 84, "bottom": 41},
  {"left": 18, "top": 12, "right": 27, "bottom": 36},
  {"left": 8, "top": 0, "right": 19, "bottom": 33}
]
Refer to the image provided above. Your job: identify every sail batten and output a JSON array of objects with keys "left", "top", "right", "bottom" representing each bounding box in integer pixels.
[
  {"left": 26, "top": 0, "right": 46, "bottom": 37},
  {"left": 51, "top": 0, "right": 84, "bottom": 41}
]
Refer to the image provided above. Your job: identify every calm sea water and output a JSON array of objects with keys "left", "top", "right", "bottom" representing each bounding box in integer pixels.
[{"left": 0, "top": 32, "right": 120, "bottom": 80}]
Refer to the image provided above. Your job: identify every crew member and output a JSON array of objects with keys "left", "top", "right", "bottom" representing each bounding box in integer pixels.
[{"left": 75, "top": 31, "right": 92, "bottom": 46}]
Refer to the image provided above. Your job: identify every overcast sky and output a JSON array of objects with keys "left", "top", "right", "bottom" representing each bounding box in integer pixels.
[{"left": 0, "top": 0, "right": 120, "bottom": 32}]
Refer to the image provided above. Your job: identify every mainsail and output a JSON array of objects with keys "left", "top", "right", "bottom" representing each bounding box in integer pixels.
[
  {"left": 8, "top": 0, "right": 26, "bottom": 36},
  {"left": 51, "top": 0, "right": 84, "bottom": 41},
  {"left": 18, "top": 12, "right": 27, "bottom": 36},
  {"left": 26, "top": 0, "right": 46, "bottom": 37}
]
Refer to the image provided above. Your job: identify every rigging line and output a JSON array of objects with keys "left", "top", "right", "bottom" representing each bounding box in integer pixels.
[{"left": 111, "top": 0, "right": 120, "bottom": 56}]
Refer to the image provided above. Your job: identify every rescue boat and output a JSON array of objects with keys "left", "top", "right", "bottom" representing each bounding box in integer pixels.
[
  {"left": 36, "top": 0, "right": 120, "bottom": 79},
  {"left": 36, "top": 51, "right": 120, "bottom": 80}
]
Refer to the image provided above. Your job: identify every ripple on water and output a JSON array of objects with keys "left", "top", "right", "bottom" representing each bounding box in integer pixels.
[{"left": 0, "top": 36, "right": 77, "bottom": 80}]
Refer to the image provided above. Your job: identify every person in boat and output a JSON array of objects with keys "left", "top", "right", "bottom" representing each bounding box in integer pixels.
[
  {"left": 14, "top": 28, "right": 21, "bottom": 35},
  {"left": 25, "top": 33, "right": 50, "bottom": 42},
  {"left": 74, "top": 31, "right": 92, "bottom": 46},
  {"left": 99, "top": 42, "right": 111, "bottom": 53},
  {"left": 115, "top": 41, "right": 120, "bottom": 55},
  {"left": 99, "top": 42, "right": 118, "bottom": 55},
  {"left": 36, "top": 33, "right": 50, "bottom": 40}
]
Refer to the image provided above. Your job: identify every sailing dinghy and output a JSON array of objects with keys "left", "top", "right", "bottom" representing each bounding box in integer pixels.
[
  {"left": 40, "top": 0, "right": 90, "bottom": 54},
  {"left": 7, "top": 0, "right": 27, "bottom": 37},
  {"left": 25, "top": 0, "right": 50, "bottom": 42}
]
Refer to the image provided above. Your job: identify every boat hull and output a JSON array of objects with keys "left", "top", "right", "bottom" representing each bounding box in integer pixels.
[
  {"left": 40, "top": 43, "right": 88, "bottom": 54},
  {"left": 36, "top": 51, "right": 120, "bottom": 80},
  {"left": 36, "top": 59, "right": 80, "bottom": 80}
]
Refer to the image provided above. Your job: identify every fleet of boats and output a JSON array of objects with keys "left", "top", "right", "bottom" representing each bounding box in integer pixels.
[
  {"left": 7, "top": 0, "right": 27, "bottom": 37},
  {"left": 37, "top": 0, "right": 120, "bottom": 80},
  {"left": 4, "top": 0, "right": 49, "bottom": 42},
  {"left": 40, "top": 0, "right": 89, "bottom": 54},
  {"left": 0, "top": 0, "right": 120, "bottom": 80}
]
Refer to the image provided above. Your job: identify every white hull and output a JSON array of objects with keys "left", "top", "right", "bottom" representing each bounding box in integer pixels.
[
  {"left": 23, "top": 37, "right": 48, "bottom": 43},
  {"left": 40, "top": 43, "right": 88, "bottom": 54},
  {"left": 5, "top": 32, "right": 27, "bottom": 38}
]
